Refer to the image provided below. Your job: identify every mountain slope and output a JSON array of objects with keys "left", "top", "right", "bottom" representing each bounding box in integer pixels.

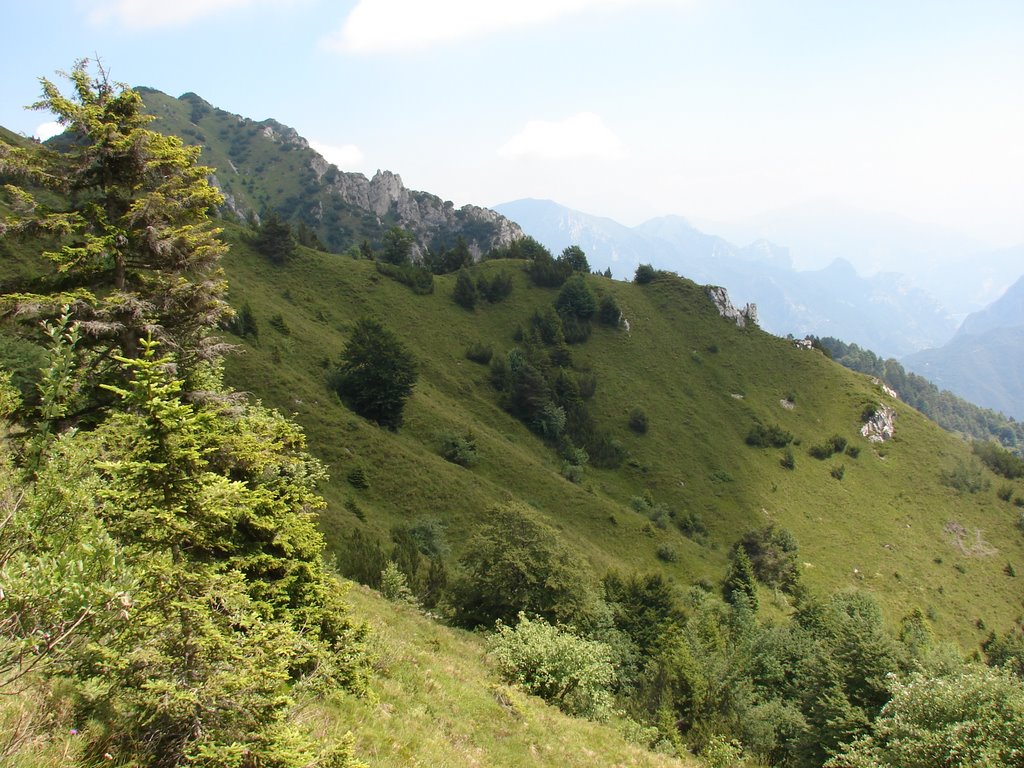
[
  {"left": 137, "top": 88, "right": 523, "bottom": 257},
  {"left": 494, "top": 199, "right": 956, "bottom": 357},
  {"left": 213, "top": 224, "right": 1024, "bottom": 649}
]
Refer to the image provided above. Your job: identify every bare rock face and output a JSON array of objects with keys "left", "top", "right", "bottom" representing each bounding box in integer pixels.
[
  {"left": 705, "top": 285, "right": 758, "bottom": 327},
  {"left": 861, "top": 405, "right": 897, "bottom": 442},
  {"left": 310, "top": 162, "right": 524, "bottom": 258}
]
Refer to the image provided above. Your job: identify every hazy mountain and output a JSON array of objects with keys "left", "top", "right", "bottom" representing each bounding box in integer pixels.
[
  {"left": 955, "top": 274, "right": 1024, "bottom": 338},
  {"left": 903, "top": 275, "right": 1024, "bottom": 419},
  {"left": 494, "top": 198, "right": 956, "bottom": 358},
  {"left": 698, "top": 200, "right": 1022, "bottom": 317}
]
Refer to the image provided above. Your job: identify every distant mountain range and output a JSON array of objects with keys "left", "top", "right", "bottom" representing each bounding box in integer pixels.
[
  {"left": 494, "top": 198, "right": 957, "bottom": 358},
  {"left": 697, "top": 200, "right": 1024, "bottom": 317},
  {"left": 903, "top": 275, "right": 1024, "bottom": 419}
]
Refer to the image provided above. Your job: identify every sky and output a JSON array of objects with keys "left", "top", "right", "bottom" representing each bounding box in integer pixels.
[{"left": 2, "top": 0, "right": 1023, "bottom": 257}]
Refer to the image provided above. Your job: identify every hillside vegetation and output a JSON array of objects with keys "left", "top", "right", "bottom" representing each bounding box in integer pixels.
[
  {"left": 216, "top": 229, "right": 1024, "bottom": 645},
  {"left": 3, "top": 64, "right": 1024, "bottom": 768}
]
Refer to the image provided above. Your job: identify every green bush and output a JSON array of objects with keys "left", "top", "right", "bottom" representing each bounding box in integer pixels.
[
  {"left": 558, "top": 245, "right": 590, "bottom": 273},
  {"left": 477, "top": 271, "right": 513, "bottom": 302},
  {"left": 809, "top": 434, "right": 848, "bottom": 460},
  {"left": 268, "top": 312, "right": 290, "bottom": 335},
  {"left": 346, "top": 466, "right": 370, "bottom": 489},
  {"left": 735, "top": 525, "right": 800, "bottom": 593},
  {"left": 527, "top": 251, "right": 572, "bottom": 287},
  {"left": 380, "top": 560, "right": 419, "bottom": 606},
  {"left": 746, "top": 423, "right": 793, "bottom": 448},
  {"left": 941, "top": 459, "right": 990, "bottom": 494},
  {"left": 452, "top": 268, "right": 478, "bottom": 309},
  {"left": 629, "top": 407, "right": 649, "bottom": 435},
  {"left": 997, "top": 484, "right": 1014, "bottom": 502},
  {"left": 465, "top": 342, "right": 493, "bottom": 364},
  {"left": 634, "top": 264, "right": 657, "bottom": 284},
  {"left": 597, "top": 294, "right": 621, "bottom": 326},
  {"left": 656, "top": 543, "right": 679, "bottom": 562},
  {"left": 439, "top": 431, "right": 479, "bottom": 467},
  {"left": 826, "top": 666, "right": 1024, "bottom": 768},
  {"left": 675, "top": 509, "right": 708, "bottom": 542},
  {"left": 556, "top": 275, "right": 597, "bottom": 320},
  {"left": 375, "top": 261, "right": 434, "bottom": 294},
  {"left": 831, "top": 464, "right": 846, "bottom": 480},
  {"left": 447, "top": 502, "right": 602, "bottom": 629},
  {"left": 973, "top": 440, "right": 1024, "bottom": 479},
  {"left": 333, "top": 317, "right": 418, "bottom": 430},
  {"left": 560, "top": 314, "right": 592, "bottom": 344},
  {"left": 488, "top": 613, "right": 615, "bottom": 720},
  {"left": 780, "top": 449, "right": 796, "bottom": 470}
]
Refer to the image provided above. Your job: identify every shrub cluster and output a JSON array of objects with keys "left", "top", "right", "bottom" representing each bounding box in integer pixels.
[
  {"left": 439, "top": 431, "right": 479, "bottom": 467},
  {"left": 490, "top": 317, "right": 622, "bottom": 468},
  {"left": 634, "top": 263, "right": 657, "bottom": 284},
  {"left": 489, "top": 613, "right": 614, "bottom": 719},
  {"left": 809, "top": 434, "right": 848, "bottom": 459},
  {"left": 973, "top": 440, "right": 1024, "bottom": 479},
  {"left": 629, "top": 407, "right": 649, "bottom": 434},
  {"left": 465, "top": 342, "right": 493, "bottom": 364},
  {"left": 941, "top": 459, "right": 990, "bottom": 493},
  {"left": 375, "top": 260, "right": 434, "bottom": 294},
  {"left": 746, "top": 422, "right": 793, "bottom": 448}
]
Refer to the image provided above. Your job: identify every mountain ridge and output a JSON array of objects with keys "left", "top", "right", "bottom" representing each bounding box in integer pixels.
[{"left": 139, "top": 87, "right": 524, "bottom": 258}]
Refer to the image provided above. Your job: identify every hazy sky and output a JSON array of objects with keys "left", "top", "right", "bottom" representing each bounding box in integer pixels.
[{"left": 3, "top": 0, "right": 1022, "bottom": 250}]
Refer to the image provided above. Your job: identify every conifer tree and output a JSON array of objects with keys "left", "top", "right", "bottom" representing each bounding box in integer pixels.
[
  {"left": 452, "top": 268, "right": 478, "bottom": 309},
  {"left": 333, "top": 317, "right": 417, "bottom": 429},
  {"left": 724, "top": 548, "right": 759, "bottom": 611},
  {"left": 0, "top": 59, "right": 230, "bottom": 380}
]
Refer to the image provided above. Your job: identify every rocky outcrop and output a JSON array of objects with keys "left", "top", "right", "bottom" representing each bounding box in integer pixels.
[
  {"left": 313, "top": 167, "right": 523, "bottom": 257},
  {"left": 861, "top": 405, "right": 897, "bottom": 443},
  {"left": 705, "top": 285, "right": 758, "bottom": 328},
  {"left": 208, "top": 173, "right": 248, "bottom": 222}
]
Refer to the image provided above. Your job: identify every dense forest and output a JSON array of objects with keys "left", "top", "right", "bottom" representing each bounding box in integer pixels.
[{"left": 2, "top": 62, "right": 1023, "bottom": 768}]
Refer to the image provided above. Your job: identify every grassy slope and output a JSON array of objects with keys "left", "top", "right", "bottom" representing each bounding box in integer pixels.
[
  {"left": 314, "top": 583, "right": 697, "bottom": 768},
  {"left": 219, "top": 228, "right": 1024, "bottom": 648}
]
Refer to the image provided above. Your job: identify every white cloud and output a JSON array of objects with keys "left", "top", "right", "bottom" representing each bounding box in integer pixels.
[
  {"left": 327, "top": 0, "right": 674, "bottom": 54},
  {"left": 309, "top": 140, "right": 365, "bottom": 170},
  {"left": 34, "top": 122, "right": 64, "bottom": 142},
  {"left": 85, "top": 0, "right": 278, "bottom": 28},
  {"left": 498, "top": 113, "right": 624, "bottom": 160}
]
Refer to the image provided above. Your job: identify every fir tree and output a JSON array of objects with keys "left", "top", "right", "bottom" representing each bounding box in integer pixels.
[
  {"left": 724, "top": 548, "right": 759, "bottom": 611},
  {"left": 452, "top": 268, "right": 478, "bottom": 309},
  {"left": 0, "top": 59, "right": 230, "bottom": 378}
]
